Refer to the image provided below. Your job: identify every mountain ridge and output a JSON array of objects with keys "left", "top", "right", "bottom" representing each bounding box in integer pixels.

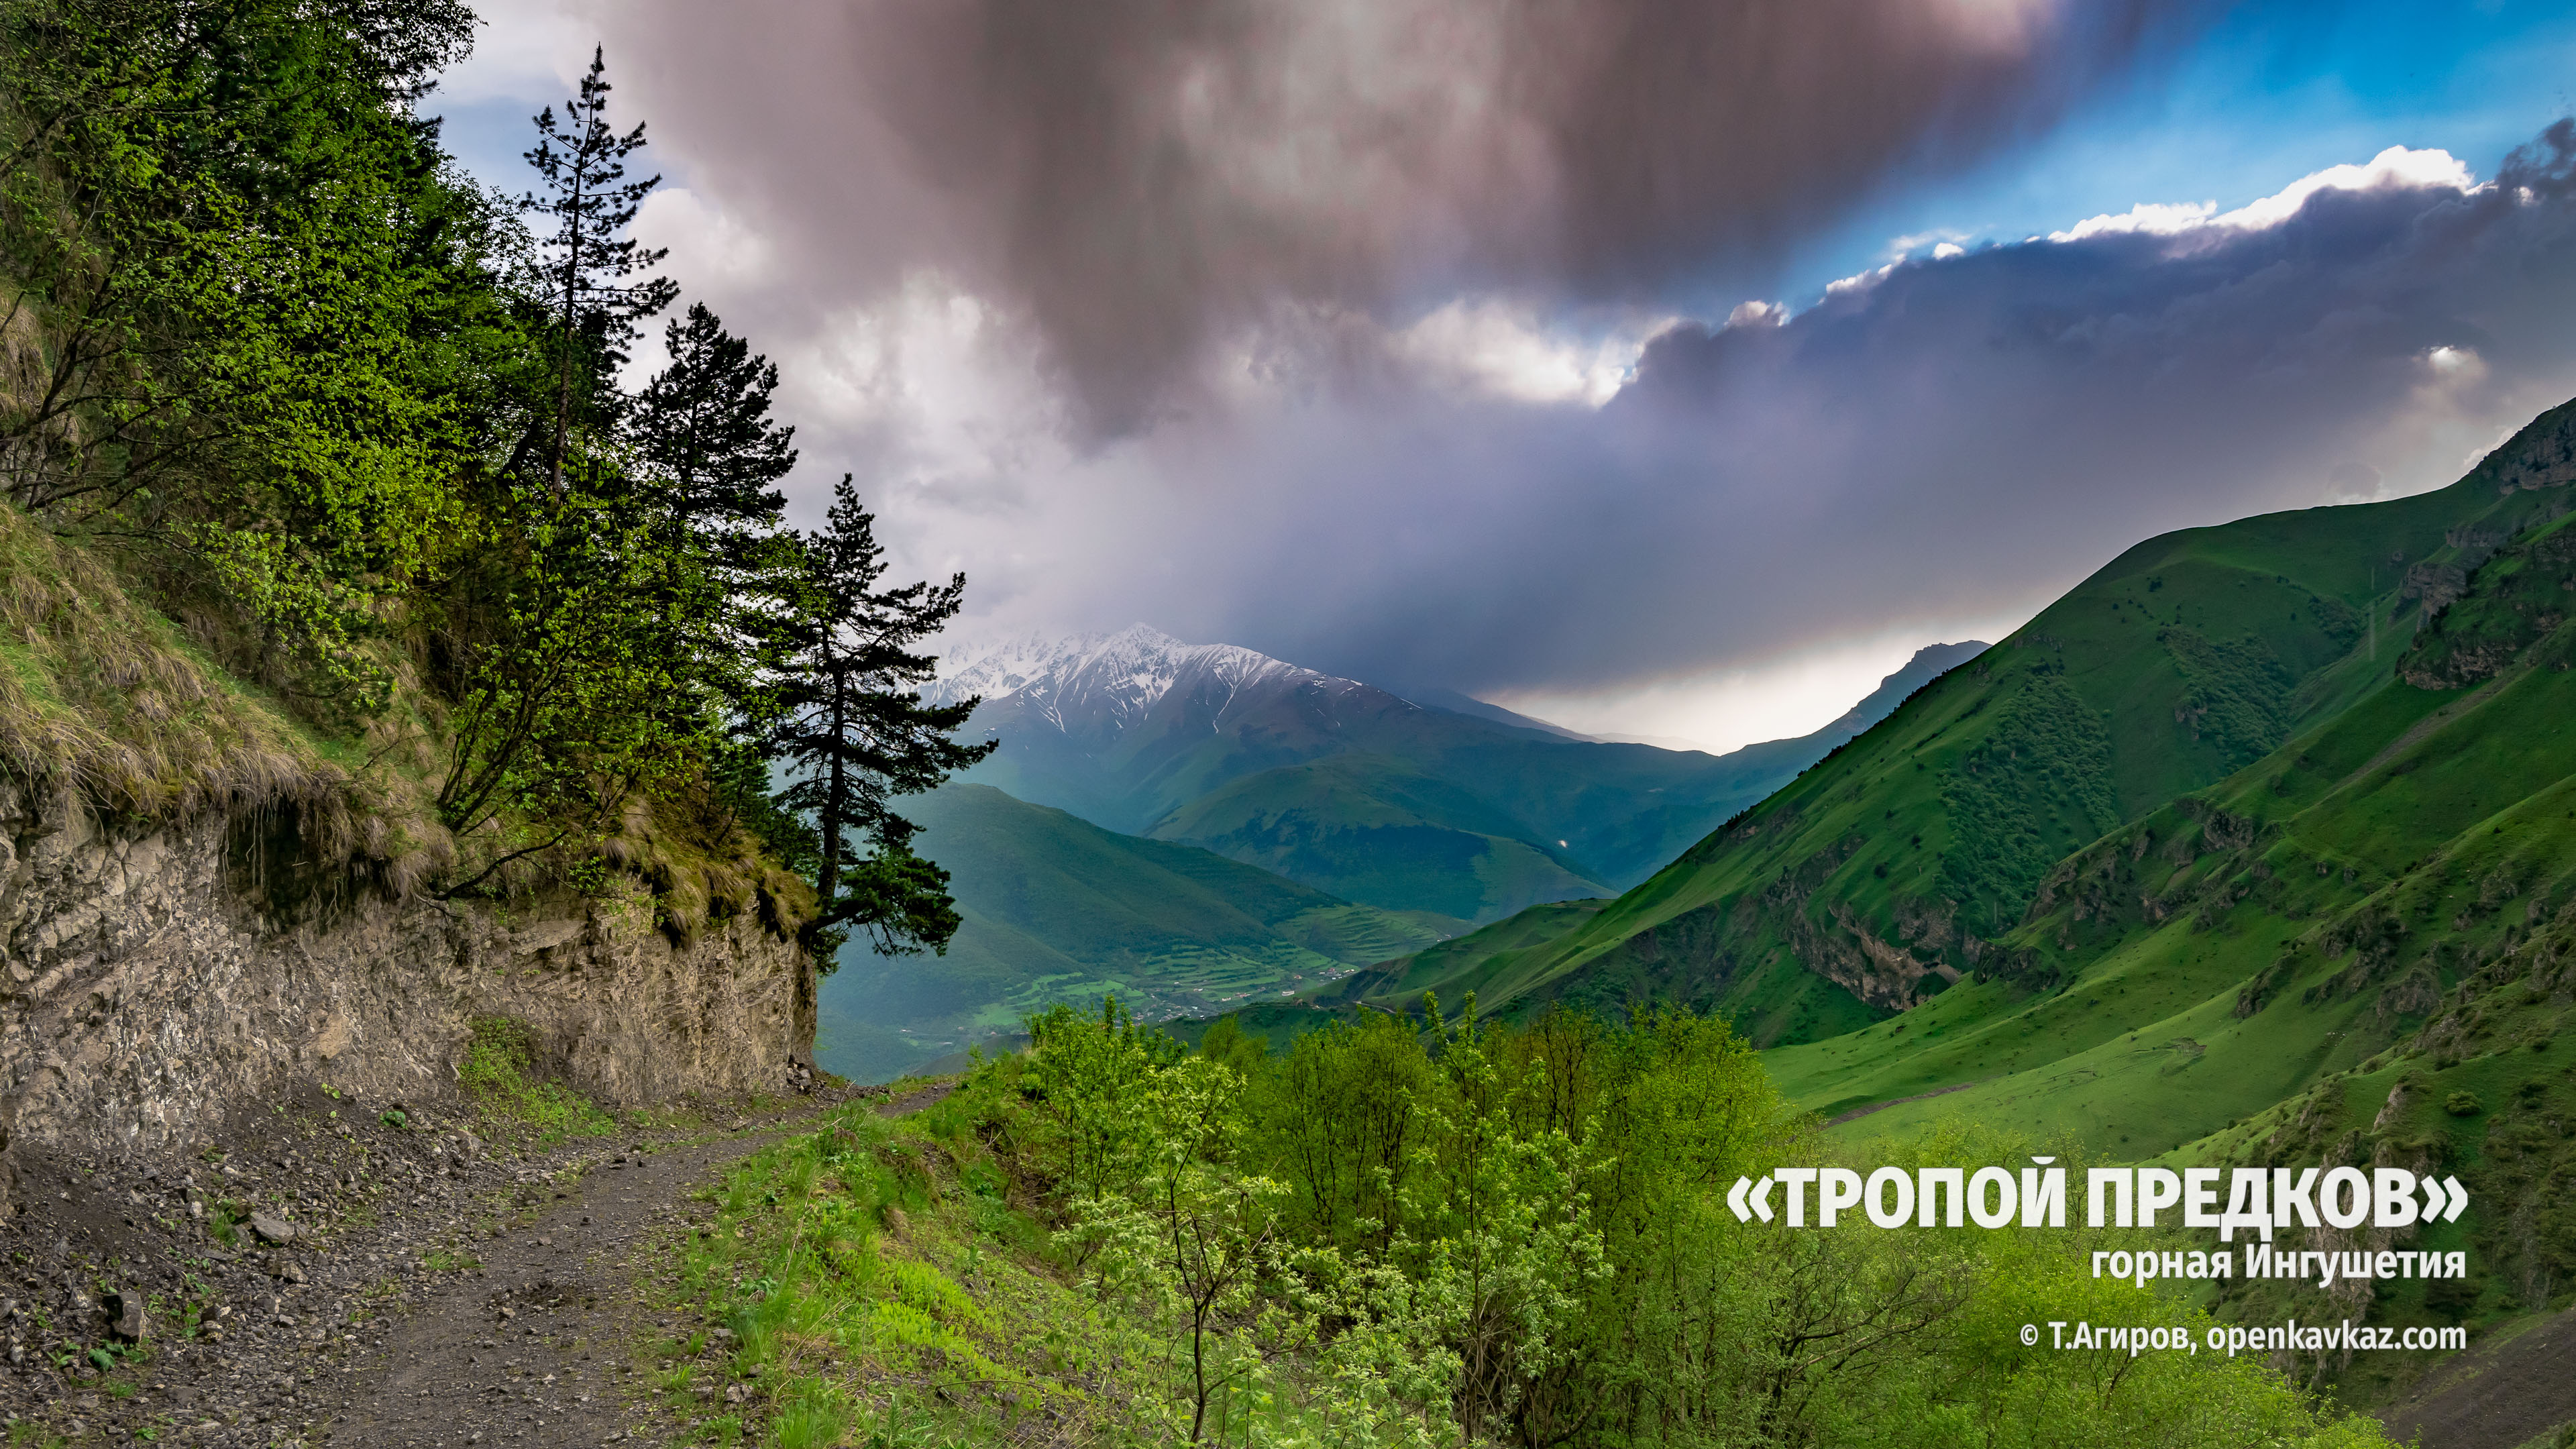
[
  {"left": 819, "top": 782, "right": 1456, "bottom": 1081},
  {"left": 1344, "top": 395, "right": 2576, "bottom": 1077},
  {"left": 932, "top": 625, "right": 1988, "bottom": 918}
]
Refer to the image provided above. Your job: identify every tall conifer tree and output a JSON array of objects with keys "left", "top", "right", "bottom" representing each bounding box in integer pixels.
[
  {"left": 769, "top": 476, "right": 995, "bottom": 955},
  {"left": 633, "top": 301, "right": 796, "bottom": 559},
  {"left": 521, "top": 46, "right": 674, "bottom": 494}
]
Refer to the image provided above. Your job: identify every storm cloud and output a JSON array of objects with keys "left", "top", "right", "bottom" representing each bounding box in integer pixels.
[
  {"left": 458, "top": 9, "right": 2576, "bottom": 733},
  {"left": 970, "top": 129, "right": 2576, "bottom": 696},
  {"left": 578, "top": 0, "right": 2203, "bottom": 429}
]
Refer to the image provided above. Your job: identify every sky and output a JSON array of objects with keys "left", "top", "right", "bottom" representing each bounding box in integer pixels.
[{"left": 434, "top": 0, "right": 2576, "bottom": 754}]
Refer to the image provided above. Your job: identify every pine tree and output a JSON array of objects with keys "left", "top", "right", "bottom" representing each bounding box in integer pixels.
[
  {"left": 632, "top": 302, "right": 797, "bottom": 561},
  {"left": 522, "top": 46, "right": 676, "bottom": 495},
  {"left": 768, "top": 475, "right": 996, "bottom": 957}
]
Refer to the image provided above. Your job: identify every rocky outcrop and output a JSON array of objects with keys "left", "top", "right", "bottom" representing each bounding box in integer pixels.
[
  {"left": 0, "top": 775, "right": 810, "bottom": 1192},
  {"left": 2401, "top": 560, "right": 2469, "bottom": 616}
]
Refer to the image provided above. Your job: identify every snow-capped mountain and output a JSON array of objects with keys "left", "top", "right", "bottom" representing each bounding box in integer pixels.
[
  {"left": 923, "top": 623, "right": 1994, "bottom": 919},
  {"left": 929, "top": 625, "right": 1378, "bottom": 741}
]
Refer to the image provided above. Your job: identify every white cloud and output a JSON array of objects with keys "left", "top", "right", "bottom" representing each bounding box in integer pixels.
[
  {"left": 1823, "top": 260, "right": 1900, "bottom": 297},
  {"left": 2049, "top": 146, "right": 2479, "bottom": 244},
  {"left": 2215, "top": 146, "right": 2481, "bottom": 229},
  {"left": 441, "top": 1, "right": 591, "bottom": 105},
  {"left": 1888, "top": 227, "right": 1974, "bottom": 260},
  {"left": 1390, "top": 299, "right": 1673, "bottom": 407},
  {"left": 1491, "top": 619, "right": 2019, "bottom": 757},
  {"left": 2424, "top": 344, "right": 2479, "bottom": 376},
  {"left": 636, "top": 187, "right": 775, "bottom": 291},
  {"left": 2045, "top": 199, "right": 2218, "bottom": 241}
]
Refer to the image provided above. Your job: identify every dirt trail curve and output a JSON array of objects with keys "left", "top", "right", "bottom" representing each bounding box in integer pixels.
[{"left": 323, "top": 1084, "right": 953, "bottom": 1449}]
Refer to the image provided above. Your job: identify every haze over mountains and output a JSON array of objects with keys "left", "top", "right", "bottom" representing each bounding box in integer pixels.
[
  {"left": 820, "top": 631, "right": 1986, "bottom": 1079},
  {"left": 1329, "top": 394, "right": 2576, "bottom": 1148},
  {"left": 928, "top": 625, "right": 1986, "bottom": 920},
  {"left": 816, "top": 784, "right": 1450, "bottom": 1081}
]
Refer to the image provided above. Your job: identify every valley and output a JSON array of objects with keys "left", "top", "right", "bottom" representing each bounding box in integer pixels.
[
  {"left": 824, "top": 633, "right": 1987, "bottom": 1077},
  {"left": 12, "top": 4, "right": 2575, "bottom": 1441},
  {"left": 930, "top": 626, "right": 1986, "bottom": 912},
  {"left": 816, "top": 784, "right": 1455, "bottom": 1081},
  {"left": 802, "top": 393, "right": 2576, "bottom": 1435}
]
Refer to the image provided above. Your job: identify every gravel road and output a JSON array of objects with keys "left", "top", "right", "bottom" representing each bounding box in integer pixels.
[{"left": 0, "top": 1079, "right": 938, "bottom": 1447}]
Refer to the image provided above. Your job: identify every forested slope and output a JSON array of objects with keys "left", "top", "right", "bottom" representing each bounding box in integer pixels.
[{"left": 0, "top": 1, "right": 1003, "bottom": 1149}]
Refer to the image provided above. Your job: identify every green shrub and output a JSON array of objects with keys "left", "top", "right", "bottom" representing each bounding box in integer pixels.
[{"left": 2447, "top": 1091, "right": 2484, "bottom": 1116}]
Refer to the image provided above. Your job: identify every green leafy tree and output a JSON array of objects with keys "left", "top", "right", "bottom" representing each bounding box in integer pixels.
[
  {"left": 430, "top": 490, "right": 710, "bottom": 894},
  {"left": 0, "top": 0, "right": 478, "bottom": 704},
  {"left": 768, "top": 474, "right": 994, "bottom": 955},
  {"left": 991, "top": 1000, "right": 2404, "bottom": 1447}
]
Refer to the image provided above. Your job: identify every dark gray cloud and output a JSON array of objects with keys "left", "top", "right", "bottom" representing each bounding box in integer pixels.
[
  {"left": 493, "top": 10, "right": 2576, "bottom": 719},
  {"left": 1122, "top": 125, "right": 2576, "bottom": 694},
  {"left": 582, "top": 0, "right": 2204, "bottom": 429}
]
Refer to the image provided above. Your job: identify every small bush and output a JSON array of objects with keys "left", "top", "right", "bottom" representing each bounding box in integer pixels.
[
  {"left": 205, "top": 1200, "right": 250, "bottom": 1250},
  {"left": 2445, "top": 1091, "right": 2483, "bottom": 1116}
]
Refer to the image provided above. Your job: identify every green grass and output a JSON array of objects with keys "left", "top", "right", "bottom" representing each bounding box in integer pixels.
[
  {"left": 651, "top": 1089, "right": 1203, "bottom": 1444},
  {"left": 1144, "top": 751, "right": 1612, "bottom": 922},
  {"left": 1289, "top": 398, "right": 2576, "bottom": 1401},
  {"left": 457, "top": 1016, "right": 621, "bottom": 1142},
  {"left": 1764, "top": 621, "right": 2576, "bottom": 1155},
  {"left": 0, "top": 500, "right": 353, "bottom": 820},
  {"left": 1357, "top": 398, "right": 2576, "bottom": 1055}
]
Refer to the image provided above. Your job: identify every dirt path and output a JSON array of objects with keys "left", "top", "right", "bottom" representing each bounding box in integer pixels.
[
  {"left": 2333, "top": 674, "right": 2504, "bottom": 797},
  {"left": 321, "top": 1085, "right": 953, "bottom": 1449},
  {"left": 0, "top": 1077, "right": 961, "bottom": 1448},
  {"left": 2376, "top": 1306, "right": 2576, "bottom": 1449},
  {"left": 319, "top": 1129, "right": 764, "bottom": 1448},
  {"left": 1825, "top": 1079, "right": 1983, "bottom": 1126}
]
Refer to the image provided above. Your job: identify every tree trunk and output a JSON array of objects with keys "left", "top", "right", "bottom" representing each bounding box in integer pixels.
[
  {"left": 816, "top": 645, "right": 847, "bottom": 911},
  {"left": 549, "top": 159, "right": 586, "bottom": 498}
]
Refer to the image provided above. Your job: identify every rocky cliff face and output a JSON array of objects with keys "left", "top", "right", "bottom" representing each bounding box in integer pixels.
[{"left": 0, "top": 775, "right": 811, "bottom": 1192}]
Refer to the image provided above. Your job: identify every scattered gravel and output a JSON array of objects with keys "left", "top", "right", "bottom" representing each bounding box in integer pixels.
[{"left": 0, "top": 1075, "right": 886, "bottom": 1447}]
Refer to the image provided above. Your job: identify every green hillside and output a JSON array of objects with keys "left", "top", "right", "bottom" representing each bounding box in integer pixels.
[
  {"left": 1371, "top": 397, "right": 2576, "bottom": 1067},
  {"left": 1795, "top": 503, "right": 2576, "bottom": 1402},
  {"left": 965, "top": 639, "right": 1984, "bottom": 900},
  {"left": 1144, "top": 751, "right": 1611, "bottom": 922},
  {"left": 1776, "top": 501, "right": 2576, "bottom": 1144},
  {"left": 1283, "top": 399, "right": 2576, "bottom": 1404},
  {"left": 819, "top": 784, "right": 1456, "bottom": 1081}
]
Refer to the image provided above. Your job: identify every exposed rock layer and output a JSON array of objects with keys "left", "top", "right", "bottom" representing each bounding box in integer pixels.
[{"left": 0, "top": 776, "right": 810, "bottom": 1188}]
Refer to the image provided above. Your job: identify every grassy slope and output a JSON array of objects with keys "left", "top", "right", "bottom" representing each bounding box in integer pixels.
[
  {"left": 1285, "top": 406, "right": 2576, "bottom": 1405},
  {"left": 821, "top": 784, "right": 1458, "bottom": 1081},
  {"left": 0, "top": 501, "right": 815, "bottom": 950},
  {"left": 1377, "top": 405, "right": 2574, "bottom": 1052},
  {"left": 0, "top": 502, "right": 354, "bottom": 818},
  {"left": 1144, "top": 751, "right": 1611, "bottom": 922},
  {"left": 1764, "top": 438, "right": 2576, "bottom": 1403},
  {"left": 1771, "top": 502, "right": 2576, "bottom": 1150}
]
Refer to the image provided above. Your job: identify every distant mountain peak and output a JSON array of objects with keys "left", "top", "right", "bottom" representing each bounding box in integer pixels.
[{"left": 930, "top": 625, "right": 1374, "bottom": 735}]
